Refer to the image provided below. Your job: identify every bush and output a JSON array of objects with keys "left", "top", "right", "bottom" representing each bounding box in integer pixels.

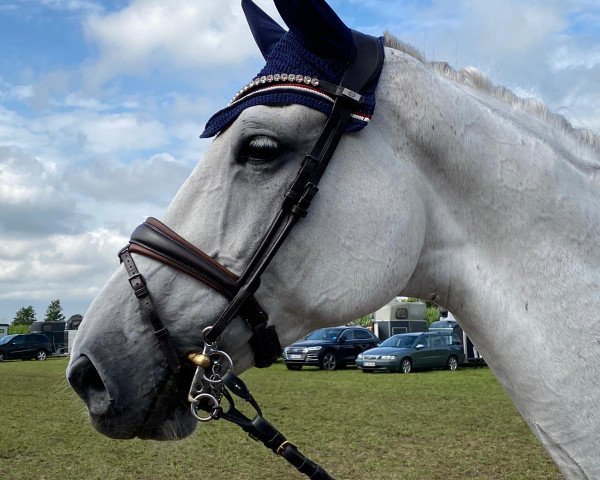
[
  {"left": 425, "top": 307, "right": 440, "bottom": 326},
  {"left": 8, "top": 324, "right": 30, "bottom": 334}
]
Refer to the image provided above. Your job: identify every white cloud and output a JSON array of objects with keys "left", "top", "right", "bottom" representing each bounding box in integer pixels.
[
  {"left": 71, "top": 112, "right": 169, "bottom": 154},
  {"left": 549, "top": 44, "right": 600, "bottom": 71},
  {"left": 461, "top": 0, "right": 566, "bottom": 55},
  {"left": 83, "top": 0, "right": 281, "bottom": 84},
  {"left": 0, "top": 146, "right": 85, "bottom": 236},
  {"left": 0, "top": 228, "right": 127, "bottom": 302},
  {"left": 65, "top": 152, "right": 194, "bottom": 204},
  {"left": 1, "top": 106, "right": 168, "bottom": 156}
]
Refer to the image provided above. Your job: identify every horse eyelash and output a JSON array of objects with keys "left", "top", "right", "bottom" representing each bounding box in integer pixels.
[{"left": 247, "top": 136, "right": 279, "bottom": 150}]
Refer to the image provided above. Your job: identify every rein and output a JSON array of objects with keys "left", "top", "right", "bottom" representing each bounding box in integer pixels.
[{"left": 117, "top": 31, "right": 383, "bottom": 480}]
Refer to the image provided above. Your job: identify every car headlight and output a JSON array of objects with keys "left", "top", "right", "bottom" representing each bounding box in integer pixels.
[
  {"left": 307, "top": 346, "right": 322, "bottom": 351},
  {"left": 357, "top": 353, "right": 363, "bottom": 359},
  {"left": 381, "top": 355, "right": 397, "bottom": 360}
]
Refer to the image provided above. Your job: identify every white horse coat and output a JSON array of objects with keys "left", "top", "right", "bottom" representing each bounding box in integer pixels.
[{"left": 68, "top": 13, "right": 600, "bottom": 480}]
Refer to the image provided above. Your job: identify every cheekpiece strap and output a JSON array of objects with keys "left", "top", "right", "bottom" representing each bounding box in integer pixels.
[{"left": 118, "top": 247, "right": 181, "bottom": 373}]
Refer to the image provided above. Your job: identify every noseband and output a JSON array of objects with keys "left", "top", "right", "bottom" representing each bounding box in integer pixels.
[{"left": 118, "top": 32, "right": 383, "bottom": 480}]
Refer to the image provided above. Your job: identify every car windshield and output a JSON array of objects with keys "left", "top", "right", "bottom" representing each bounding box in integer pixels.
[
  {"left": 379, "top": 335, "right": 418, "bottom": 348},
  {"left": 0, "top": 334, "right": 16, "bottom": 345},
  {"left": 430, "top": 321, "right": 456, "bottom": 328},
  {"left": 306, "top": 329, "right": 342, "bottom": 341}
]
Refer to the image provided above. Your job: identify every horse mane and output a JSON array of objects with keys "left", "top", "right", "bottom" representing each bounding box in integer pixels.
[{"left": 384, "top": 32, "right": 600, "bottom": 173}]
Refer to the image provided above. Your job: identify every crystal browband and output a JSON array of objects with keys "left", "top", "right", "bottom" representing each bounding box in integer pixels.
[
  {"left": 227, "top": 73, "right": 364, "bottom": 107},
  {"left": 228, "top": 73, "right": 321, "bottom": 106},
  {"left": 227, "top": 73, "right": 370, "bottom": 123}
]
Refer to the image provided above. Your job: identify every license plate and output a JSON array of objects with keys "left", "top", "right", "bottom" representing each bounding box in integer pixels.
[
  {"left": 288, "top": 354, "right": 303, "bottom": 360},
  {"left": 364, "top": 362, "right": 376, "bottom": 367}
]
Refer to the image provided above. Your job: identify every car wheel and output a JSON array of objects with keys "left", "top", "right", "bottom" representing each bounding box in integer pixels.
[
  {"left": 320, "top": 352, "right": 338, "bottom": 371},
  {"left": 36, "top": 350, "right": 47, "bottom": 361},
  {"left": 447, "top": 355, "right": 459, "bottom": 371},
  {"left": 400, "top": 358, "right": 412, "bottom": 374},
  {"left": 286, "top": 364, "right": 302, "bottom": 371}
]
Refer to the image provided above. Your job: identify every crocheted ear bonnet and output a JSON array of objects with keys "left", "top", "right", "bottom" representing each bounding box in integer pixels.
[{"left": 200, "top": 0, "right": 384, "bottom": 138}]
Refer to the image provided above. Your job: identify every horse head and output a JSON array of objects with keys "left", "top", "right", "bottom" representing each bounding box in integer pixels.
[{"left": 67, "top": 0, "right": 426, "bottom": 441}]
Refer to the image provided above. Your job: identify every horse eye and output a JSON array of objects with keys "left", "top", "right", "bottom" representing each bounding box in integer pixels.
[{"left": 240, "top": 136, "right": 282, "bottom": 164}]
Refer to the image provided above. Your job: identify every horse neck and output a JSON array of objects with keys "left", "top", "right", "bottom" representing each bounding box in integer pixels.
[
  {"left": 378, "top": 49, "right": 600, "bottom": 314},
  {"left": 379, "top": 49, "right": 600, "bottom": 477}
]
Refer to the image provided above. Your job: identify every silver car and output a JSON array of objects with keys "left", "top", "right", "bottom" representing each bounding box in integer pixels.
[{"left": 356, "top": 332, "right": 465, "bottom": 373}]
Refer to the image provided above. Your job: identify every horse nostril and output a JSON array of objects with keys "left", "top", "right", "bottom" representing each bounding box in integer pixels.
[{"left": 68, "top": 355, "right": 112, "bottom": 416}]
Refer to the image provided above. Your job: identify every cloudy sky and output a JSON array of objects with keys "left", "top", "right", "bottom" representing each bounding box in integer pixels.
[{"left": 0, "top": 0, "right": 599, "bottom": 323}]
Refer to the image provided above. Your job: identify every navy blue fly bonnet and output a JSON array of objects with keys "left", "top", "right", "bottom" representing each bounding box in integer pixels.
[{"left": 200, "top": 0, "right": 385, "bottom": 138}]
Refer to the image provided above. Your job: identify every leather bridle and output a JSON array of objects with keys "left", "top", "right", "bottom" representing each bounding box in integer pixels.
[{"left": 117, "top": 31, "right": 383, "bottom": 480}]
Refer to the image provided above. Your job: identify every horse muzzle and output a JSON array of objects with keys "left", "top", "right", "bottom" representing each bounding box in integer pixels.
[{"left": 67, "top": 353, "right": 196, "bottom": 440}]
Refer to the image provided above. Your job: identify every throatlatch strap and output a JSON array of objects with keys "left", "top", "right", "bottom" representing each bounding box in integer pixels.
[{"left": 118, "top": 247, "right": 181, "bottom": 373}]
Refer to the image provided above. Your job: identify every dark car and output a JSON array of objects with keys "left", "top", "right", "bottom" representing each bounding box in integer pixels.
[
  {"left": 428, "top": 319, "right": 459, "bottom": 331},
  {"left": 283, "top": 326, "right": 379, "bottom": 371},
  {"left": 0, "top": 334, "right": 53, "bottom": 362},
  {"left": 356, "top": 331, "right": 465, "bottom": 373}
]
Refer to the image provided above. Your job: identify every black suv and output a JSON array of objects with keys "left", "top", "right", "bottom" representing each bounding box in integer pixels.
[
  {"left": 283, "top": 326, "right": 379, "bottom": 371},
  {"left": 0, "top": 334, "right": 52, "bottom": 362}
]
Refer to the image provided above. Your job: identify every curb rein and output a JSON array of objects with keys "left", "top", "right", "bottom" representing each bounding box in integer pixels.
[{"left": 118, "top": 32, "right": 383, "bottom": 480}]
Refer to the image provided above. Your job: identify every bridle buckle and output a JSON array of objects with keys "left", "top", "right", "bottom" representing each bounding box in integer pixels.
[{"left": 127, "top": 273, "right": 148, "bottom": 298}]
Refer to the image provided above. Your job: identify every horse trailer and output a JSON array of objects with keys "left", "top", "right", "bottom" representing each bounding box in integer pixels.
[
  {"left": 372, "top": 299, "right": 428, "bottom": 341},
  {"left": 64, "top": 315, "right": 83, "bottom": 355},
  {"left": 30, "top": 321, "right": 66, "bottom": 354},
  {"left": 0, "top": 324, "right": 8, "bottom": 339}
]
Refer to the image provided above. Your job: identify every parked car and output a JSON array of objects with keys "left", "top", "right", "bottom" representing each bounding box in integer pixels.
[
  {"left": 356, "top": 331, "right": 464, "bottom": 373},
  {"left": 428, "top": 319, "right": 459, "bottom": 330},
  {"left": 283, "top": 326, "right": 379, "bottom": 371},
  {"left": 0, "top": 334, "right": 53, "bottom": 362}
]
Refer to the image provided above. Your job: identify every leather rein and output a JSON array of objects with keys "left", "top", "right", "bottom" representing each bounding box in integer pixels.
[{"left": 117, "top": 32, "right": 383, "bottom": 480}]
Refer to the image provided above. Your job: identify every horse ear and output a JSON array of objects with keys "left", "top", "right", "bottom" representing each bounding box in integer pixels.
[
  {"left": 242, "top": 0, "right": 286, "bottom": 60},
  {"left": 273, "top": 0, "right": 355, "bottom": 60}
]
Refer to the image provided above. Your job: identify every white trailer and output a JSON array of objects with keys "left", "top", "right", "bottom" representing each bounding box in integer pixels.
[{"left": 372, "top": 299, "right": 428, "bottom": 340}]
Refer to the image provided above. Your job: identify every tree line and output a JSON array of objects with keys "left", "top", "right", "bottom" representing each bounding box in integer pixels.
[{"left": 7, "top": 300, "right": 80, "bottom": 334}]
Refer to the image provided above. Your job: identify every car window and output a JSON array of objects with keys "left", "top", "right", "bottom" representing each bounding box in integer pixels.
[
  {"left": 340, "top": 330, "right": 355, "bottom": 341},
  {"left": 353, "top": 330, "right": 373, "bottom": 340},
  {"left": 0, "top": 335, "right": 16, "bottom": 345},
  {"left": 12, "top": 336, "right": 26, "bottom": 345},
  {"left": 418, "top": 336, "right": 430, "bottom": 348},
  {"left": 306, "top": 329, "right": 342, "bottom": 341},
  {"left": 450, "top": 334, "right": 462, "bottom": 345},
  {"left": 431, "top": 336, "right": 445, "bottom": 348},
  {"left": 397, "top": 336, "right": 418, "bottom": 348}
]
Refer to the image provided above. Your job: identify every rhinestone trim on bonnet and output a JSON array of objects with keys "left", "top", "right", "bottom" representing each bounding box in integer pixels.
[
  {"left": 228, "top": 73, "right": 320, "bottom": 106},
  {"left": 226, "top": 73, "right": 371, "bottom": 124}
]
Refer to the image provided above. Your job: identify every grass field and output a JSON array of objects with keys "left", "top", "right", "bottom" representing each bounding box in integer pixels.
[{"left": 0, "top": 357, "right": 562, "bottom": 480}]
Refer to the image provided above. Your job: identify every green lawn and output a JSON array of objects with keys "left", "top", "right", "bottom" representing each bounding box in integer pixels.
[{"left": 0, "top": 358, "right": 562, "bottom": 480}]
